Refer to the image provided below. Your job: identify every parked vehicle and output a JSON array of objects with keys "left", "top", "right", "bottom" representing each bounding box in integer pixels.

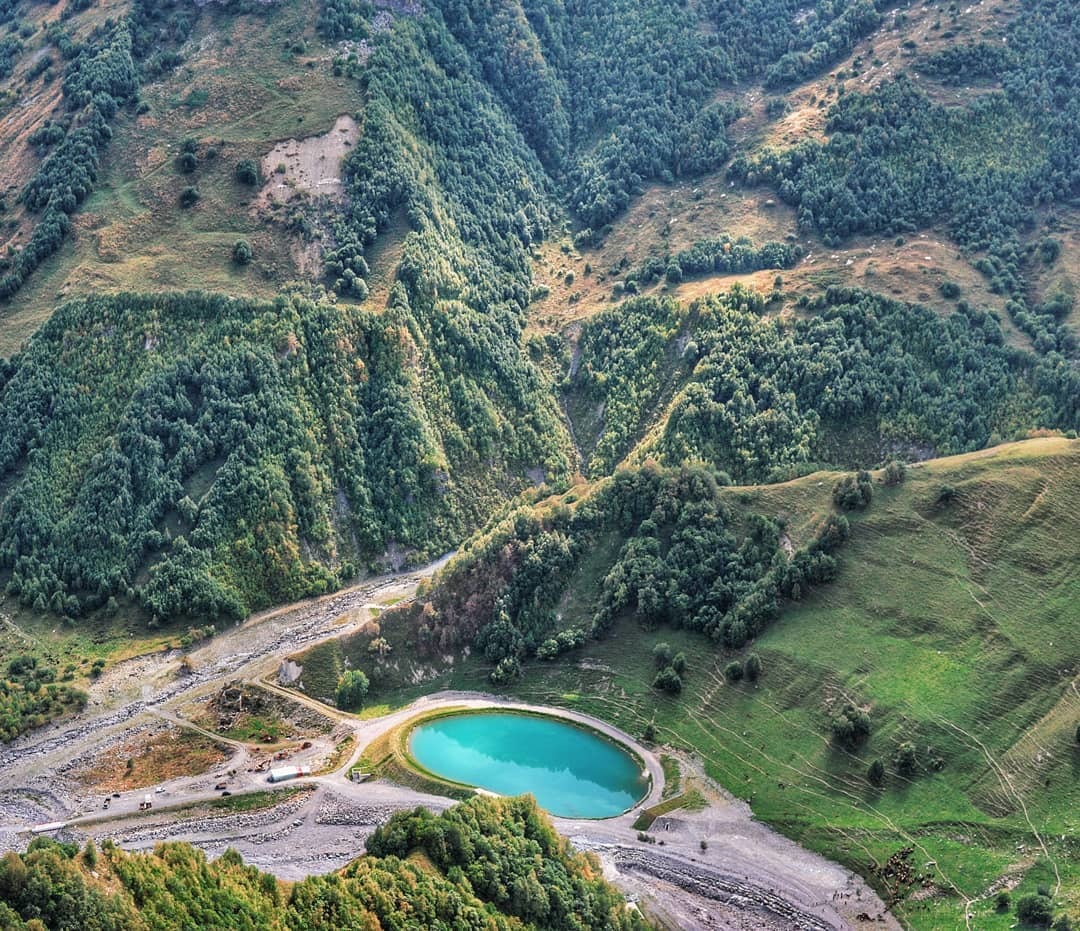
[{"left": 267, "top": 765, "right": 312, "bottom": 783}]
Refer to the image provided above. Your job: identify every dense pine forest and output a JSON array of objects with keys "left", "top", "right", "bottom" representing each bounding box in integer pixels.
[
  {"left": 567, "top": 289, "right": 1078, "bottom": 480},
  {"left": 0, "top": 290, "right": 568, "bottom": 622}
]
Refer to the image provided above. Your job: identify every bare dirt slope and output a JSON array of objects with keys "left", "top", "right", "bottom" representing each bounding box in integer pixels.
[{"left": 259, "top": 114, "right": 358, "bottom": 206}]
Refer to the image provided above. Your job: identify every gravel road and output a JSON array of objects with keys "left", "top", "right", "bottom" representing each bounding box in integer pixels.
[{"left": 0, "top": 553, "right": 899, "bottom": 930}]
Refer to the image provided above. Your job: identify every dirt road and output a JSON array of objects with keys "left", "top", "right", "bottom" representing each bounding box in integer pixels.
[
  {"left": 0, "top": 552, "right": 899, "bottom": 930},
  {"left": 0, "top": 558, "right": 450, "bottom": 829}
]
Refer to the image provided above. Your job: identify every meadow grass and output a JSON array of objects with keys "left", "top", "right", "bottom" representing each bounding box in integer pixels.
[{"left": 325, "top": 438, "right": 1080, "bottom": 928}]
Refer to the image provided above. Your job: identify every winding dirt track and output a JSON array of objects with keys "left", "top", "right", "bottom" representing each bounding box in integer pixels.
[{"left": 0, "top": 555, "right": 898, "bottom": 931}]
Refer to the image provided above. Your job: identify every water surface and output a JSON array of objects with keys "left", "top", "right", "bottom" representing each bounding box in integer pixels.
[{"left": 409, "top": 711, "right": 648, "bottom": 818}]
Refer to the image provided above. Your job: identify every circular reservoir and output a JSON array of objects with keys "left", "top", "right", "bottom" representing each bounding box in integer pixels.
[{"left": 408, "top": 711, "right": 649, "bottom": 818}]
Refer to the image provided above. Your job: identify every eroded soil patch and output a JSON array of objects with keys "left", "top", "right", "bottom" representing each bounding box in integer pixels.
[
  {"left": 70, "top": 725, "right": 229, "bottom": 793},
  {"left": 260, "top": 114, "right": 358, "bottom": 206}
]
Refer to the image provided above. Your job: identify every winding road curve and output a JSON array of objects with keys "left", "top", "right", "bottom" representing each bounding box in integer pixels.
[{"left": 0, "top": 555, "right": 898, "bottom": 931}]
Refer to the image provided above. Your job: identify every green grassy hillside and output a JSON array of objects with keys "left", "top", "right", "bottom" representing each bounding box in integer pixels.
[{"left": 305, "top": 437, "right": 1079, "bottom": 929}]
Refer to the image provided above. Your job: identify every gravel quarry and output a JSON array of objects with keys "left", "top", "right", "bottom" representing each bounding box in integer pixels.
[{"left": 0, "top": 556, "right": 898, "bottom": 931}]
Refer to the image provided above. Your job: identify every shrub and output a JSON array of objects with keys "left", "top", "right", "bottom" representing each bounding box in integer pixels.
[
  {"left": 653, "top": 642, "right": 673, "bottom": 667},
  {"left": 867, "top": 758, "right": 885, "bottom": 786},
  {"left": 1016, "top": 894, "right": 1054, "bottom": 927},
  {"left": 744, "top": 653, "right": 762, "bottom": 681},
  {"left": 1051, "top": 915, "right": 1073, "bottom": 931},
  {"left": 723, "top": 660, "right": 743, "bottom": 682},
  {"left": 831, "top": 702, "right": 871, "bottom": 749},
  {"left": 765, "top": 96, "right": 789, "bottom": 117},
  {"left": 573, "top": 228, "right": 596, "bottom": 249},
  {"left": 349, "top": 277, "right": 370, "bottom": 300},
  {"left": 671, "top": 651, "right": 687, "bottom": 674},
  {"left": 232, "top": 240, "right": 252, "bottom": 265},
  {"left": 179, "top": 186, "right": 200, "bottom": 208},
  {"left": 833, "top": 471, "right": 873, "bottom": 510},
  {"left": 816, "top": 513, "right": 850, "bottom": 551},
  {"left": 1039, "top": 237, "right": 1061, "bottom": 265},
  {"left": 335, "top": 669, "right": 369, "bottom": 711},
  {"left": 882, "top": 460, "right": 906, "bottom": 485},
  {"left": 178, "top": 151, "right": 197, "bottom": 173},
  {"left": 537, "top": 638, "right": 559, "bottom": 660},
  {"left": 894, "top": 741, "right": 917, "bottom": 777},
  {"left": 653, "top": 666, "right": 682, "bottom": 693},
  {"left": 995, "top": 891, "right": 1011, "bottom": 912},
  {"left": 235, "top": 159, "right": 259, "bottom": 185},
  {"left": 939, "top": 280, "right": 961, "bottom": 299},
  {"left": 490, "top": 656, "right": 521, "bottom": 684},
  {"left": 936, "top": 484, "right": 958, "bottom": 506}
]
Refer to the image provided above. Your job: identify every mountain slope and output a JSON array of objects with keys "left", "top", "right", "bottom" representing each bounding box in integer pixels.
[
  {"left": 0, "top": 290, "right": 569, "bottom": 622},
  {"left": 0, "top": 0, "right": 1075, "bottom": 641},
  {"left": 298, "top": 437, "right": 1079, "bottom": 929},
  {"left": 0, "top": 1, "right": 1076, "bottom": 927}
]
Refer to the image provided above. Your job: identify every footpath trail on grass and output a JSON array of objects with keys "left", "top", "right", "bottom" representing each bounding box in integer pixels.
[{"left": 0, "top": 539, "right": 900, "bottom": 931}]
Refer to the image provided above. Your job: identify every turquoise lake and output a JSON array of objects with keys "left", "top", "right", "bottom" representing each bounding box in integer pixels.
[{"left": 408, "top": 712, "right": 649, "bottom": 818}]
